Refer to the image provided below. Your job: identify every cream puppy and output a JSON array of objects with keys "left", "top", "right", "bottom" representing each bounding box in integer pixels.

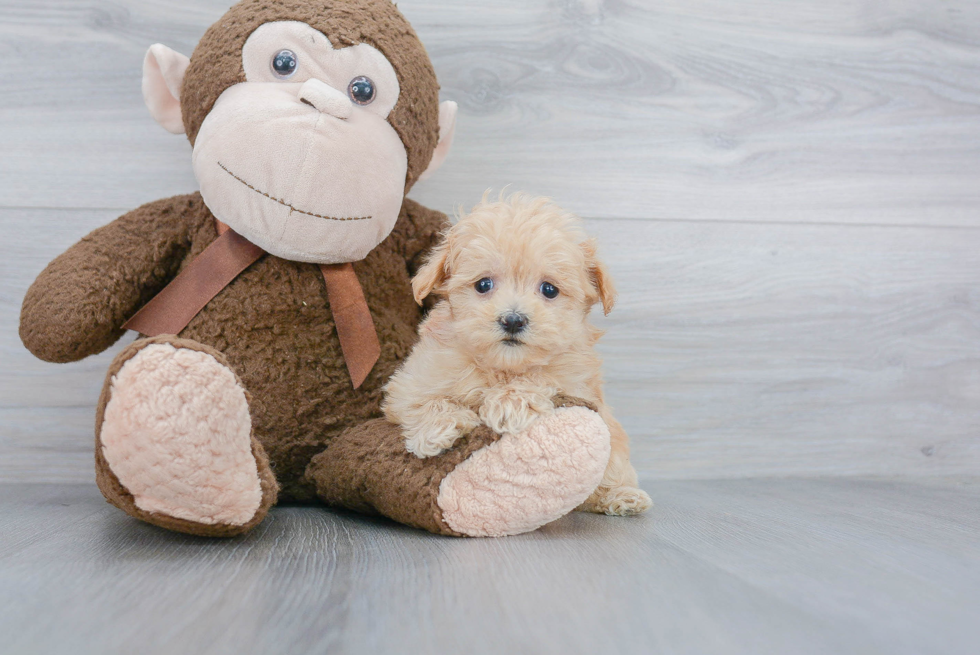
[{"left": 382, "top": 194, "right": 651, "bottom": 516}]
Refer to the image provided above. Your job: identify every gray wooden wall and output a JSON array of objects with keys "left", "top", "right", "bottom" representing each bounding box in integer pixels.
[{"left": 2, "top": 0, "right": 979, "bottom": 483}]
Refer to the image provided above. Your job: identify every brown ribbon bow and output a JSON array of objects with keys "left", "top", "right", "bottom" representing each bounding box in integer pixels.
[{"left": 122, "top": 225, "right": 381, "bottom": 389}]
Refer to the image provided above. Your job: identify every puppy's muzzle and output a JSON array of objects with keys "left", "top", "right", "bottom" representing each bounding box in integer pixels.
[{"left": 499, "top": 312, "right": 528, "bottom": 335}]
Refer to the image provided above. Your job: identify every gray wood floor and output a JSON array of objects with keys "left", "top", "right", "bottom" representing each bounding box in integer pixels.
[
  {"left": 2, "top": 1, "right": 980, "bottom": 653},
  {"left": 2, "top": 479, "right": 978, "bottom": 655}
]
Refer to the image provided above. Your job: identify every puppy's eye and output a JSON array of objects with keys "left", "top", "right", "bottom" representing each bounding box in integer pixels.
[
  {"left": 540, "top": 282, "right": 559, "bottom": 299},
  {"left": 475, "top": 278, "right": 494, "bottom": 294},
  {"left": 348, "top": 76, "right": 376, "bottom": 105},
  {"left": 271, "top": 49, "right": 298, "bottom": 79}
]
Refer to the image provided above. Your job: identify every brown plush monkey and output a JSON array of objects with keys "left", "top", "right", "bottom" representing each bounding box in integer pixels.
[{"left": 20, "top": 0, "right": 614, "bottom": 538}]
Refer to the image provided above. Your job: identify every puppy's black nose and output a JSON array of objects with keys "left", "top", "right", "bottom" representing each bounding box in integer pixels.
[{"left": 499, "top": 312, "right": 527, "bottom": 334}]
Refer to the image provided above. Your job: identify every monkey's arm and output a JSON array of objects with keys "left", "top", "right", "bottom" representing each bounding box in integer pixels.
[{"left": 20, "top": 194, "right": 209, "bottom": 363}]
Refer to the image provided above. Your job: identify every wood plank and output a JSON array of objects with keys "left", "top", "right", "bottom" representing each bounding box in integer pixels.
[
  {"left": 3, "top": 207, "right": 979, "bottom": 482},
  {"left": 595, "top": 217, "right": 980, "bottom": 479},
  {"left": 1, "top": 0, "right": 979, "bottom": 224},
  {"left": 0, "top": 479, "right": 977, "bottom": 654}
]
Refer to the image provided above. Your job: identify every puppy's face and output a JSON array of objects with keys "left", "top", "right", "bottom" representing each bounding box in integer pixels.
[{"left": 413, "top": 196, "right": 616, "bottom": 371}]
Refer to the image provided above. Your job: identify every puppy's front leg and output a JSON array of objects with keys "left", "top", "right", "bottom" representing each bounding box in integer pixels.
[
  {"left": 478, "top": 385, "right": 555, "bottom": 436},
  {"left": 401, "top": 399, "right": 481, "bottom": 458}
]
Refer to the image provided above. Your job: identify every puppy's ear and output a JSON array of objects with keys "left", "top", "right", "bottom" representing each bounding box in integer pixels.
[
  {"left": 583, "top": 238, "right": 617, "bottom": 315},
  {"left": 412, "top": 240, "right": 451, "bottom": 305}
]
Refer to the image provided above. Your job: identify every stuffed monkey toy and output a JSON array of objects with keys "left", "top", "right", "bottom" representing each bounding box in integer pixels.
[{"left": 20, "top": 0, "right": 614, "bottom": 538}]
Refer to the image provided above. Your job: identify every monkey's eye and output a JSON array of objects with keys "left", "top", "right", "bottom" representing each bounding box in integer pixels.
[
  {"left": 271, "top": 49, "right": 298, "bottom": 79},
  {"left": 475, "top": 278, "right": 494, "bottom": 294},
  {"left": 348, "top": 76, "right": 376, "bottom": 105},
  {"left": 540, "top": 282, "right": 559, "bottom": 299}
]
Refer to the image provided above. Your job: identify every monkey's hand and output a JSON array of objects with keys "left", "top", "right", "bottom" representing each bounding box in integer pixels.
[
  {"left": 20, "top": 194, "right": 206, "bottom": 363},
  {"left": 400, "top": 400, "right": 481, "bottom": 459}
]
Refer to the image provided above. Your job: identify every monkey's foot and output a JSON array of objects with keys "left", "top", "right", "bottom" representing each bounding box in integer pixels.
[
  {"left": 96, "top": 336, "right": 277, "bottom": 537},
  {"left": 309, "top": 396, "right": 610, "bottom": 537},
  {"left": 437, "top": 405, "right": 610, "bottom": 536}
]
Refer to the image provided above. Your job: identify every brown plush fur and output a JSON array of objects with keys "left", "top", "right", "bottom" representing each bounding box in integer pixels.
[
  {"left": 18, "top": 0, "right": 448, "bottom": 533},
  {"left": 20, "top": 0, "right": 613, "bottom": 538},
  {"left": 180, "top": 0, "right": 440, "bottom": 189},
  {"left": 22, "top": 193, "right": 446, "bottom": 502},
  {"left": 307, "top": 394, "right": 597, "bottom": 536},
  {"left": 20, "top": 195, "right": 202, "bottom": 364},
  {"left": 94, "top": 335, "right": 279, "bottom": 537}
]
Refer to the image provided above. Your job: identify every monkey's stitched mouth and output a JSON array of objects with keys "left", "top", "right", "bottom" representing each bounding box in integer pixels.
[{"left": 217, "top": 162, "right": 372, "bottom": 222}]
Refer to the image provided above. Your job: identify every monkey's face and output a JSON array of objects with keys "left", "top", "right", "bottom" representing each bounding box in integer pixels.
[{"left": 192, "top": 21, "right": 409, "bottom": 264}]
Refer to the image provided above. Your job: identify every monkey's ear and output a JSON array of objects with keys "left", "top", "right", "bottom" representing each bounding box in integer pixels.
[
  {"left": 583, "top": 238, "right": 617, "bottom": 315},
  {"left": 418, "top": 101, "right": 458, "bottom": 181},
  {"left": 142, "top": 44, "right": 190, "bottom": 135},
  {"left": 412, "top": 239, "right": 451, "bottom": 305}
]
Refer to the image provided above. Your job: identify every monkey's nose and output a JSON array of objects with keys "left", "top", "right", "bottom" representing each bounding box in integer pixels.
[
  {"left": 298, "top": 79, "right": 352, "bottom": 120},
  {"left": 499, "top": 312, "right": 528, "bottom": 335}
]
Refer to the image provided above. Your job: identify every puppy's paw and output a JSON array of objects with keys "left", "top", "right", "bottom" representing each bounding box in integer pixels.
[
  {"left": 478, "top": 389, "right": 554, "bottom": 435},
  {"left": 403, "top": 404, "right": 481, "bottom": 459},
  {"left": 405, "top": 427, "right": 458, "bottom": 458},
  {"left": 579, "top": 486, "right": 653, "bottom": 516}
]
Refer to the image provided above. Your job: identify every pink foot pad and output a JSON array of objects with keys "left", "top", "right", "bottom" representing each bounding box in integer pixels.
[
  {"left": 100, "top": 343, "right": 262, "bottom": 526},
  {"left": 437, "top": 406, "right": 611, "bottom": 537}
]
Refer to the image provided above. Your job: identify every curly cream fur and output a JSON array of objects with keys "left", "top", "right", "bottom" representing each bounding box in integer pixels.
[{"left": 383, "top": 194, "right": 651, "bottom": 516}]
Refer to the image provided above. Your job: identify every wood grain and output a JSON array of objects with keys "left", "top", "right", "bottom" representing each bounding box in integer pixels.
[
  {"left": 594, "top": 218, "right": 980, "bottom": 479},
  {"left": 0, "top": 0, "right": 979, "bottom": 224},
  {"left": 2, "top": 1, "right": 979, "bottom": 480},
  {"left": 1, "top": 479, "right": 977, "bottom": 655}
]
